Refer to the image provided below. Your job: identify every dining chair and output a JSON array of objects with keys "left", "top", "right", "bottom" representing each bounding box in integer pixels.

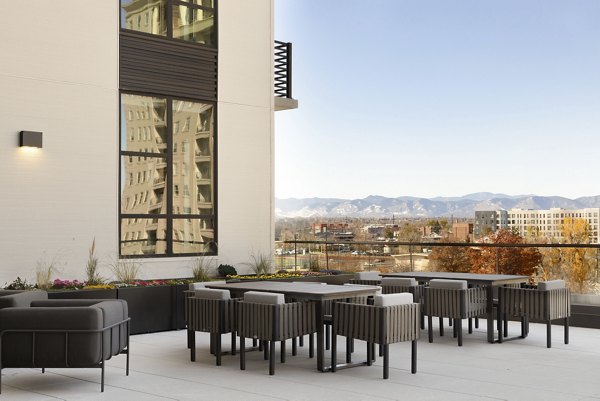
[
  {"left": 186, "top": 288, "right": 237, "bottom": 365},
  {"left": 349, "top": 271, "right": 381, "bottom": 285},
  {"left": 185, "top": 281, "right": 227, "bottom": 348},
  {"left": 498, "top": 280, "right": 570, "bottom": 348},
  {"left": 424, "top": 279, "right": 487, "bottom": 346},
  {"left": 238, "top": 291, "right": 316, "bottom": 375},
  {"left": 331, "top": 293, "right": 420, "bottom": 379},
  {"left": 381, "top": 277, "right": 425, "bottom": 329}
]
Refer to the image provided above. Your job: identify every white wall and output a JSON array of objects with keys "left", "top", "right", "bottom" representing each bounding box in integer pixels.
[
  {"left": 216, "top": 0, "right": 275, "bottom": 273},
  {"left": 0, "top": 0, "right": 276, "bottom": 283},
  {"left": 0, "top": 1, "right": 119, "bottom": 284}
]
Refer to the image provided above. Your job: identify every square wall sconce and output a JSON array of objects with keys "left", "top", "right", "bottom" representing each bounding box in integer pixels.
[{"left": 19, "top": 131, "right": 43, "bottom": 148}]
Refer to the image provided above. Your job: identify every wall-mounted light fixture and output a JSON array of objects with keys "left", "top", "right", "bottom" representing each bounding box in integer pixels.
[{"left": 19, "top": 131, "right": 43, "bottom": 148}]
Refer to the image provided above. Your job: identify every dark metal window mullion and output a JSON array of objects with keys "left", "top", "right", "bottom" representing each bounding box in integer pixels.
[
  {"left": 166, "top": 98, "right": 174, "bottom": 255},
  {"left": 166, "top": 0, "right": 173, "bottom": 38}
]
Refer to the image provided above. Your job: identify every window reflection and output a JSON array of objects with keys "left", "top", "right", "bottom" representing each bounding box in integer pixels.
[
  {"left": 121, "top": 0, "right": 167, "bottom": 36},
  {"left": 120, "top": 218, "right": 167, "bottom": 255},
  {"left": 172, "top": 6, "right": 215, "bottom": 45},
  {"left": 172, "top": 218, "right": 215, "bottom": 254}
]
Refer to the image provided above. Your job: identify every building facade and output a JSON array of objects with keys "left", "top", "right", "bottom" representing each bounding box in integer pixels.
[{"left": 0, "top": 0, "right": 295, "bottom": 283}]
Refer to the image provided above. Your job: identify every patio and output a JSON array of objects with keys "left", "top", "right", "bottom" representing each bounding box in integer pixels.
[{"left": 2, "top": 319, "right": 599, "bottom": 400}]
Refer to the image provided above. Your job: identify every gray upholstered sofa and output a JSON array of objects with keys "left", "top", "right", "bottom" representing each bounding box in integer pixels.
[{"left": 0, "top": 294, "right": 130, "bottom": 393}]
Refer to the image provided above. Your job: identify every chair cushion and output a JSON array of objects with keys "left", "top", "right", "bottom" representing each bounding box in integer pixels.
[
  {"left": 354, "top": 271, "right": 381, "bottom": 280},
  {"left": 373, "top": 293, "right": 413, "bottom": 306},
  {"left": 343, "top": 283, "right": 382, "bottom": 295},
  {"left": 538, "top": 280, "right": 566, "bottom": 291},
  {"left": 243, "top": 291, "right": 285, "bottom": 304},
  {"left": 189, "top": 281, "right": 226, "bottom": 290},
  {"left": 0, "top": 290, "right": 48, "bottom": 309},
  {"left": 194, "top": 288, "right": 231, "bottom": 300},
  {"left": 381, "top": 277, "right": 416, "bottom": 287},
  {"left": 429, "top": 279, "right": 467, "bottom": 290}
]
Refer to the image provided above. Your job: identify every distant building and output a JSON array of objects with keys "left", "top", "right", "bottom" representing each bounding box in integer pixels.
[
  {"left": 474, "top": 210, "right": 508, "bottom": 238},
  {"left": 450, "top": 222, "right": 473, "bottom": 242}
]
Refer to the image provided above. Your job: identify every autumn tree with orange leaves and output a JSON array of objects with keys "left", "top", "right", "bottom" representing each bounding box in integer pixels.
[
  {"left": 429, "top": 242, "right": 472, "bottom": 273},
  {"left": 468, "top": 229, "right": 542, "bottom": 276}
]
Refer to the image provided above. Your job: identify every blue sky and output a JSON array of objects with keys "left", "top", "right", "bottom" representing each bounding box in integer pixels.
[{"left": 274, "top": 0, "right": 600, "bottom": 200}]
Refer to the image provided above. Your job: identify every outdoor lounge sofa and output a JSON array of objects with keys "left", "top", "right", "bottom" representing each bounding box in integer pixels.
[{"left": 0, "top": 297, "right": 130, "bottom": 393}]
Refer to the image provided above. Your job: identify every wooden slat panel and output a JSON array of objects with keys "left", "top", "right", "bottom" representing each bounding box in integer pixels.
[{"left": 120, "top": 31, "right": 217, "bottom": 101}]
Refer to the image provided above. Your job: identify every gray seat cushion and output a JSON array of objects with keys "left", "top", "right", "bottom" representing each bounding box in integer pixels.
[
  {"left": 429, "top": 279, "right": 468, "bottom": 290},
  {"left": 194, "top": 288, "right": 231, "bottom": 300},
  {"left": 381, "top": 277, "right": 417, "bottom": 287},
  {"left": 538, "top": 280, "right": 566, "bottom": 291},
  {"left": 373, "top": 293, "right": 413, "bottom": 306},
  {"left": 244, "top": 291, "right": 285, "bottom": 304},
  {"left": 354, "top": 271, "right": 381, "bottom": 280}
]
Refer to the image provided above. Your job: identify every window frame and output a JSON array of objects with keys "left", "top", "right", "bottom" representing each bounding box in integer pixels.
[
  {"left": 120, "top": 0, "right": 218, "bottom": 48},
  {"left": 119, "top": 90, "right": 218, "bottom": 258}
]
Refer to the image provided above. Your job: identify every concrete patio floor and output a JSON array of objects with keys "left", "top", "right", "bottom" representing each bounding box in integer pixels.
[{"left": 2, "top": 320, "right": 599, "bottom": 400}]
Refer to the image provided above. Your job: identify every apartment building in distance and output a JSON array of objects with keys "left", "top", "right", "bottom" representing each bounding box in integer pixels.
[{"left": 475, "top": 208, "right": 600, "bottom": 244}]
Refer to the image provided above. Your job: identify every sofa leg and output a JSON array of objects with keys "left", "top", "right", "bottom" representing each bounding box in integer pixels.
[{"left": 101, "top": 361, "right": 105, "bottom": 392}]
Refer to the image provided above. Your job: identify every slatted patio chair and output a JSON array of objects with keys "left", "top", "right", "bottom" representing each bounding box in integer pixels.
[
  {"left": 498, "top": 280, "right": 570, "bottom": 348},
  {"left": 185, "top": 282, "right": 226, "bottom": 349},
  {"left": 381, "top": 277, "right": 425, "bottom": 329},
  {"left": 186, "top": 288, "right": 237, "bottom": 365},
  {"left": 424, "top": 279, "right": 487, "bottom": 346},
  {"left": 331, "top": 293, "right": 420, "bottom": 379},
  {"left": 349, "top": 271, "right": 381, "bottom": 286},
  {"left": 238, "top": 291, "right": 316, "bottom": 375}
]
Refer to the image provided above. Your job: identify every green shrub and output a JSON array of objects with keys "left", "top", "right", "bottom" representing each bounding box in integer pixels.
[
  {"left": 3, "top": 277, "right": 35, "bottom": 290},
  {"left": 217, "top": 264, "right": 237, "bottom": 277}
]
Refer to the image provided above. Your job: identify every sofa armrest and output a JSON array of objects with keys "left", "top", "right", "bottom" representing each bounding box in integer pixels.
[{"left": 0, "top": 290, "right": 48, "bottom": 309}]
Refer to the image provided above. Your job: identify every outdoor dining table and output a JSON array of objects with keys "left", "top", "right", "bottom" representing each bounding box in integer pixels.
[
  {"left": 381, "top": 272, "right": 529, "bottom": 343},
  {"left": 205, "top": 280, "right": 380, "bottom": 371}
]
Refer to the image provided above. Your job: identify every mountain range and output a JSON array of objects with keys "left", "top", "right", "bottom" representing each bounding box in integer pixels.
[{"left": 275, "top": 193, "right": 600, "bottom": 219}]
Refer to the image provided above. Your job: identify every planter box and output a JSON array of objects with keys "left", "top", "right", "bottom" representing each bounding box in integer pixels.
[
  {"left": 117, "top": 284, "right": 187, "bottom": 335},
  {"left": 48, "top": 288, "right": 117, "bottom": 300}
]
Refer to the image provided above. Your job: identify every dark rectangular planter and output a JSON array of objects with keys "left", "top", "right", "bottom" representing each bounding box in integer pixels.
[
  {"left": 48, "top": 289, "right": 117, "bottom": 300},
  {"left": 172, "top": 283, "right": 188, "bottom": 330},
  {"left": 117, "top": 286, "right": 173, "bottom": 335}
]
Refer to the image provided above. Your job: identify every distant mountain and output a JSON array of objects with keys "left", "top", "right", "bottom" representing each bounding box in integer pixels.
[{"left": 275, "top": 194, "right": 600, "bottom": 219}]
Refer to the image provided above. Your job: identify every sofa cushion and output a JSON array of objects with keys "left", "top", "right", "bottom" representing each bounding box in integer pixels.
[
  {"left": 244, "top": 291, "right": 285, "bottom": 304},
  {"left": 538, "top": 280, "right": 566, "bottom": 291},
  {"left": 381, "top": 277, "right": 417, "bottom": 287},
  {"left": 194, "top": 288, "right": 231, "bottom": 300},
  {"left": 429, "top": 279, "right": 468, "bottom": 290},
  {"left": 373, "top": 293, "right": 413, "bottom": 306}
]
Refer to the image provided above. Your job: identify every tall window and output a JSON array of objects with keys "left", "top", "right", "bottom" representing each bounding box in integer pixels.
[
  {"left": 120, "top": 93, "right": 215, "bottom": 257},
  {"left": 120, "top": 0, "right": 216, "bottom": 47}
]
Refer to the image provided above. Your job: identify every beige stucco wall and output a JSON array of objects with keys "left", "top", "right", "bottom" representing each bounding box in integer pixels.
[{"left": 0, "top": 0, "right": 275, "bottom": 283}]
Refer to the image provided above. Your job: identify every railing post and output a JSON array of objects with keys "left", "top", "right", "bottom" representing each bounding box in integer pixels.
[
  {"left": 286, "top": 42, "right": 292, "bottom": 98},
  {"left": 294, "top": 234, "right": 298, "bottom": 272}
]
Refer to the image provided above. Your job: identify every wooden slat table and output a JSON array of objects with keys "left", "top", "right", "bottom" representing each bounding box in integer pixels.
[
  {"left": 381, "top": 272, "right": 529, "bottom": 343},
  {"left": 205, "top": 281, "right": 380, "bottom": 371}
]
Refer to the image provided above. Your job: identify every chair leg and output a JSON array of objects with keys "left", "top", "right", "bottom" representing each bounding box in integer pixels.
[
  {"left": 281, "top": 341, "right": 286, "bottom": 363},
  {"left": 475, "top": 317, "right": 479, "bottom": 329},
  {"left": 216, "top": 333, "right": 222, "bottom": 366},
  {"left": 457, "top": 319, "right": 463, "bottom": 346},
  {"left": 448, "top": 318, "right": 453, "bottom": 327},
  {"left": 187, "top": 329, "right": 193, "bottom": 349},
  {"left": 231, "top": 331, "right": 236, "bottom": 356},
  {"left": 439, "top": 317, "right": 444, "bottom": 336},
  {"left": 210, "top": 333, "right": 215, "bottom": 355},
  {"left": 331, "top": 329, "right": 337, "bottom": 372},
  {"left": 411, "top": 339, "right": 417, "bottom": 374},
  {"left": 292, "top": 337, "right": 297, "bottom": 356},
  {"left": 453, "top": 321, "right": 458, "bottom": 338},
  {"left": 503, "top": 315, "right": 508, "bottom": 336},
  {"left": 366, "top": 342, "right": 372, "bottom": 366},
  {"left": 428, "top": 316, "right": 433, "bottom": 343},
  {"left": 498, "top": 314, "right": 503, "bottom": 343},
  {"left": 468, "top": 318, "right": 473, "bottom": 334},
  {"left": 379, "top": 343, "right": 383, "bottom": 357},
  {"left": 263, "top": 341, "right": 269, "bottom": 360},
  {"left": 190, "top": 331, "right": 196, "bottom": 361},
  {"left": 325, "top": 324, "right": 330, "bottom": 350},
  {"left": 299, "top": 335, "right": 304, "bottom": 347},
  {"left": 240, "top": 335, "right": 246, "bottom": 370},
  {"left": 383, "top": 344, "right": 389, "bottom": 379},
  {"left": 346, "top": 337, "right": 352, "bottom": 363},
  {"left": 564, "top": 317, "right": 569, "bottom": 344},
  {"left": 269, "top": 340, "right": 276, "bottom": 375},
  {"left": 309, "top": 333, "right": 314, "bottom": 358},
  {"left": 420, "top": 312, "right": 425, "bottom": 330},
  {"left": 547, "top": 320, "right": 552, "bottom": 348},
  {"left": 253, "top": 338, "right": 258, "bottom": 348}
]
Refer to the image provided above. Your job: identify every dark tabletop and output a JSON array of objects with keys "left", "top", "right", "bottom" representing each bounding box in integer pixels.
[
  {"left": 205, "top": 281, "right": 380, "bottom": 300},
  {"left": 381, "top": 272, "right": 529, "bottom": 286}
]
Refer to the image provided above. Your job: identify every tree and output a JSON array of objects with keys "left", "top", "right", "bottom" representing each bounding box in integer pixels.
[
  {"left": 468, "top": 229, "right": 542, "bottom": 276},
  {"left": 429, "top": 243, "right": 471, "bottom": 273}
]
